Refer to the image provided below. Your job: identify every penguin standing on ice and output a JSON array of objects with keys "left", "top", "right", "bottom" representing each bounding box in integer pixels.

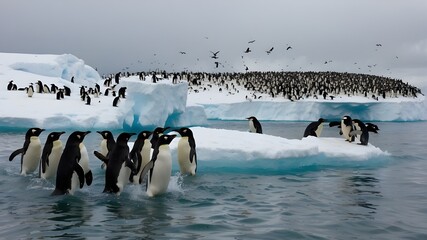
[
  {"left": 175, "top": 127, "right": 197, "bottom": 176},
  {"left": 329, "top": 116, "right": 354, "bottom": 142},
  {"left": 40, "top": 131, "right": 65, "bottom": 180},
  {"left": 129, "top": 131, "right": 152, "bottom": 184},
  {"left": 52, "top": 131, "right": 90, "bottom": 195},
  {"left": 303, "top": 118, "right": 326, "bottom": 138},
  {"left": 112, "top": 96, "right": 120, "bottom": 107},
  {"left": 247, "top": 116, "right": 262, "bottom": 134},
  {"left": 27, "top": 85, "right": 35, "bottom": 97},
  {"left": 139, "top": 134, "right": 176, "bottom": 197},
  {"left": 9, "top": 128, "right": 45, "bottom": 175},
  {"left": 94, "top": 131, "right": 115, "bottom": 170},
  {"left": 350, "top": 119, "right": 370, "bottom": 145},
  {"left": 103, "top": 132, "right": 136, "bottom": 195}
]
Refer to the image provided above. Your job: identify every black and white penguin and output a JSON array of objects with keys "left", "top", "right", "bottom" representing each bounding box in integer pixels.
[
  {"left": 139, "top": 134, "right": 177, "bottom": 197},
  {"left": 247, "top": 116, "right": 262, "bottom": 134},
  {"left": 94, "top": 131, "right": 115, "bottom": 170},
  {"left": 112, "top": 96, "right": 120, "bottom": 107},
  {"left": 86, "top": 95, "right": 91, "bottom": 105},
  {"left": 7, "top": 80, "right": 14, "bottom": 90},
  {"left": 103, "top": 132, "right": 136, "bottom": 195},
  {"left": 40, "top": 131, "right": 65, "bottom": 180},
  {"left": 303, "top": 118, "right": 326, "bottom": 138},
  {"left": 366, "top": 123, "right": 380, "bottom": 133},
  {"left": 118, "top": 87, "right": 127, "bottom": 98},
  {"left": 150, "top": 127, "right": 170, "bottom": 148},
  {"left": 129, "top": 131, "right": 152, "bottom": 184},
  {"left": 175, "top": 127, "right": 197, "bottom": 176},
  {"left": 27, "top": 85, "right": 34, "bottom": 97},
  {"left": 350, "top": 119, "right": 369, "bottom": 145},
  {"left": 330, "top": 115, "right": 355, "bottom": 142},
  {"left": 9, "top": 127, "right": 45, "bottom": 175},
  {"left": 51, "top": 131, "right": 90, "bottom": 195}
]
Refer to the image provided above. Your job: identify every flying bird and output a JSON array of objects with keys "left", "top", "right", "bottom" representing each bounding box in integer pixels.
[
  {"left": 248, "top": 40, "right": 256, "bottom": 44},
  {"left": 286, "top": 46, "right": 292, "bottom": 50},
  {"left": 376, "top": 43, "right": 382, "bottom": 47},
  {"left": 210, "top": 51, "right": 220, "bottom": 59},
  {"left": 244, "top": 47, "right": 251, "bottom": 53},
  {"left": 179, "top": 51, "right": 186, "bottom": 54},
  {"left": 266, "top": 47, "right": 274, "bottom": 55}
]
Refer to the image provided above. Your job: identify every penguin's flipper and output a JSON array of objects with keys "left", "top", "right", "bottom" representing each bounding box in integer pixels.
[
  {"left": 85, "top": 170, "right": 93, "bottom": 186},
  {"left": 94, "top": 151, "right": 109, "bottom": 164},
  {"left": 125, "top": 158, "right": 136, "bottom": 175},
  {"left": 139, "top": 160, "right": 154, "bottom": 184},
  {"left": 190, "top": 148, "right": 196, "bottom": 164},
  {"left": 73, "top": 161, "right": 85, "bottom": 188},
  {"left": 349, "top": 130, "right": 363, "bottom": 137},
  {"left": 9, "top": 148, "right": 23, "bottom": 161},
  {"left": 329, "top": 121, "right": 341, "bottom": 128}
]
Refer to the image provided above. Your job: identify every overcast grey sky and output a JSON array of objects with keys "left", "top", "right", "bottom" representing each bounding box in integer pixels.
[{"left": 1, "top": 0, "right": 426, "bottom": 85}]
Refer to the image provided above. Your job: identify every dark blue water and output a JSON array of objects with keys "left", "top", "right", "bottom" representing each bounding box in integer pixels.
[{"left": 1, "top": 121, "right": 426, "bottom": 239}]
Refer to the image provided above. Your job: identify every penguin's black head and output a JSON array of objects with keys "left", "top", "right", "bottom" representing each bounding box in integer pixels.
[
  {"left": 137, "top": 131, "right": 152, "bottom": 140},
  {"left": 153, "top": 127, "right": 170, "bottom": 135},
  {"left": 97, "top": 130, "right": 113, "bottom": 139},
  {"left": 48, "top": 131, "right": 65, "bottom": 141},
  {"left": 175, "top": 127, "right": 193, "bottom": 137},
  {"left": 26, "top": 128, "right": 45, "bottom": 138},
  {"left": 366, "top": 123, "right": 380, "bottom": 133},
  {"left": 157, "top": 134, "right": 176, "bottom": 145},
  {"left": 342, "top": 116, "right": 353, "bottom": 126},
  {"left": 318, "top": 118, "right": 326, "bottom": 123},
  {"left": 68, "top": 131, "right": 91, "bottom": 144},
  {"left": 117, "top": 132, "right": 136, "bottom": 143}
]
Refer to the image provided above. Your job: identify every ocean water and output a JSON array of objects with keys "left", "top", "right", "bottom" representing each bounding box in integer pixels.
[{"left": 1, "top": 121, "right": 427, "bottom": 239}]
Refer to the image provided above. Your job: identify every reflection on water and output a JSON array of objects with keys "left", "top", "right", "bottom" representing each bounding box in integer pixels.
[{"left": 343, "top": 173, "right": 382, "bottom": 213}]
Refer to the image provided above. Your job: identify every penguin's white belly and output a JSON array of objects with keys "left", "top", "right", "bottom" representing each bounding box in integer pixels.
[
  {"left": 117, "top": 161, "right": 131, "bottom": 194},
  {"left": 178, "top": 139, "right": 196, "bottom": 175},
  {"left": 79, "top": 144, "right": 90, "bottom": 174},
  {"left": 21, "top": 138, "right": 42, "bottom": 175},
  {"left": 248, "top": 120, "right": 256, "bottom": 133},
  {"left": 342, "top": 125, "right": 352, "bottom": 141},
  {"left": 100, "top": 140, "right": 108, "bottom": 156},
  {"left": 147, "top": 146, "right": 172, "bottom": 197},
  {"left": 70, "top": 172, "right": 80, "bottom": 195},
  {"left": 133, "top": 142, "right": 152, "bottom": 184},
  {"left": 315, "top": 124, "right": 324, "bottom": 137},
  {"left": 41, "top": 142, "right": 63, "bottom": 179}
]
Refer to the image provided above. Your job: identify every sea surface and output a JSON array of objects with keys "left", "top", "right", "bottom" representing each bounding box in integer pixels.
[{"left": 1, "top": 121, "right": 426, "bottom": 239}]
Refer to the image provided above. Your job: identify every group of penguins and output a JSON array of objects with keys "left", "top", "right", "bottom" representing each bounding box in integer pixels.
[
  {"left": 8, "top": 127, "right": 197, "bottom": 197},
  {"left": 247, "top": 115, "right": 380, "bottom": 145},
  {"left": 7, "top": 79, "right": 126, "bottom": 107}
]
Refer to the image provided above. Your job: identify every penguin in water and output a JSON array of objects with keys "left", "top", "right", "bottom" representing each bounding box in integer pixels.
[
  {"left": 150, "top": 127, "right": 170, "bottom": 148},
  {"left": 129, "top": 131, "right": 152, "bottom": 184},
  {"left": 78, "top": 131, "right": 93, "bottom": 186},
  {"left": 9, "top": 128, "right": 45, "bottom": 175},
  {"left": 175, "top": 127, "right": 197, "bottom": 176},
  {"left": 52, "top": 131, "right": 90, "bottom": 195},
  {"left": 139, "top": 134, "right": 177, "bottom": 197},
  {"left": 329, "top": 116, "right": 354, "bottom": 142},
  {"left": 247, "top": 116, "right": 262, "bottom": 134},
  {"left": 94, "top": 131, "right": 115, "bottom": 170},
  {"left": 103, "top": 132, "right": 136, "bottom": 195},
  {"left": 39, "top": 131, "right": 65, "bottom": 180},
  {"left": 303, "top": 118, "right": 326, "bottom": 138}
]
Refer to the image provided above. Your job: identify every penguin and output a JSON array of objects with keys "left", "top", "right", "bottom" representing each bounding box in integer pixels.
[
  {"left": 366, "top": 123, "right": 380, "bottom": 133},
  {"left": 139, "top": 134, "right": 177, "bottom": 197},
  {"left": 51, "top": 131, "right": 89, "bottom": 195},
  {"left": 27, "top": 85, "right": 34, "bottom": 97},
  {"left": 7, "top": 80, "right": 14, "bottom": 90},
  {"left": 36, "top": 80, "right": 43, "bottom": 93},
  {"left": 103, "top": 132, "right": 136, "bottom": 195},
  {"left": 150, "top": 127, "right": 170, "bottom": 148},
  {"left": 350, "top": 119, "right": 369, "bottom": 145},
  {"left": 331, "top": 115, "right": 354, "bottom": 142},
  {"left": 86, "top": 95, "right": 91, "bottom": 105},
  {"left": 94, "top": 130, "right": 115, "bottom": 170},
  {"left": 175, "top": 127, "right": 197, "bottom": 176},
  {"left": 9, "top": 128, "right": 45, "bottom": 175},
  {"left": 118, "top": 87, "right": 127, "bottom": 98},
  {"left": 77, "top": 131, "right": 93, "bottom": 186},
  {"left": 39, "top": 131, "right": 65, "bottom": 180},
  {"left": 129, "top": 131, "right": 152, "bottom": 184},
  {"left": 247, "top": 116, "right": 262, "bottom": 134},
  {"left": 64, "top": 86, "right": 71, "bottom": 96},
  {"left": 112, "top": 96, "right": 120, "bottom": 107},
  {"left": 303, "top": 118, "right": 326, "bottom": 138}
]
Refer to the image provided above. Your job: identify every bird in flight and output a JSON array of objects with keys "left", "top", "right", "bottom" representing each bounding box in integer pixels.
[
  {"left": 244, "top": 47, "right": 251, "bottom": 53},
  {"left": 248, "top": 40, "right": 256, "bottom": 44},
  {"left": 179, "top": 51, "right": 186, "bottom": 54},
  {"left": 266, "top": 47, "right": 274, "bottom": 55},
  {"left": 210, "top": 51, "right": 220, "bottom": 59},
  {"left": 286, "top": 46, "right": 292, "bottom": 50}
]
